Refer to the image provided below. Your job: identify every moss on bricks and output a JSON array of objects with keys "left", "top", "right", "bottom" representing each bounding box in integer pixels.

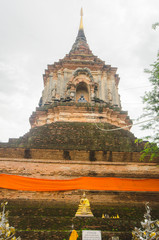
[
  {"left": 3, "top": 200, "right": 158, "bottom": 240},
  {"left": 1, "top": 122, "right": 144, "bottom": 152}
]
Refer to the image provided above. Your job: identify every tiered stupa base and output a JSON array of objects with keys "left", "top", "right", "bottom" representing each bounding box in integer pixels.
[{"left": 30, "top": 103, "right": 132, "bottom": 130}]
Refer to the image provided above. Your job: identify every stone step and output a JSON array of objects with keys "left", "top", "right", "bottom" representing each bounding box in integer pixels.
[
  {"left": 7, "top": 200, "right": 159, "bottom": 219},
  {"left": 9, "top": 216, "right": 140, "bottom": 232},
  {"left": 4, "top": 200, "right": 159, "bottom": 240}
]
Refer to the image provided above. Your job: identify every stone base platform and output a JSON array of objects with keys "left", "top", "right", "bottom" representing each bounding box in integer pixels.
[{"left": 2, "top": 199, "right": 159, "bottom": 240}]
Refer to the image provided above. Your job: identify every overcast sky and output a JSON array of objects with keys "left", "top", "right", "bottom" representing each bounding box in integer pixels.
[{"left": 0, "top": 0, "right": 159, "bottom": 142}]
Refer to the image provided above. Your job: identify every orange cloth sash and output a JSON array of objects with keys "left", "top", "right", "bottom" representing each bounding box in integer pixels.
[{"left": 0, "top": 174, "right": 159, "bottom": 192}]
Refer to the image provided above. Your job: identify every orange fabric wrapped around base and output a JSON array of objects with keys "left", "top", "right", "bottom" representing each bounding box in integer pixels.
[{"left": 0, "top": 174, "right": 159, "bottom": 192}]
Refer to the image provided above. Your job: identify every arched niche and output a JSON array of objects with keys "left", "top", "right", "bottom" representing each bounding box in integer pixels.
[
  {"left": 76, "top": 82, "right": 89, "bottom": 102},
  {"left": 66, "top": 68, "right": 98, "bottom": 102}
]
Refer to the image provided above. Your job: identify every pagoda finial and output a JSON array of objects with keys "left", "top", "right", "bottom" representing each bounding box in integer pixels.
[
  {"left": 70, "top": 7, "right": 89, "bottom": 53},
  {"left": 79, "top": 7, "right": 84, "bottom": 30}
]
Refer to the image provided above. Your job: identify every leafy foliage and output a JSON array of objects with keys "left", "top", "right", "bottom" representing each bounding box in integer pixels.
[
  {"left": 135, "top": 139, "right": 159, "bottom": 161},
  {"left": 141, "top": 51, "right": 159, "bottom": 141},
  {"left": 152, "top": 22, "right": 159, "bottom": 30},
  {"left": 138, "top": 24, "right": 159, "bottom": 161}
]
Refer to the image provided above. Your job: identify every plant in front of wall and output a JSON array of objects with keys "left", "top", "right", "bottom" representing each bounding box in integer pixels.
[{"left": 0, "top": 202, "right": 21, "bottom": 240}]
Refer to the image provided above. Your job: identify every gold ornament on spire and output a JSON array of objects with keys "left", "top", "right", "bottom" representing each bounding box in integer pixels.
[{"left": 79, "top": 7, "right": 84, "bottom": 30}]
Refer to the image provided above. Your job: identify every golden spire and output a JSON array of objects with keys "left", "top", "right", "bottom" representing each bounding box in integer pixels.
[{"left": 79, "top": 7, "right": 84, "bottom": 30}]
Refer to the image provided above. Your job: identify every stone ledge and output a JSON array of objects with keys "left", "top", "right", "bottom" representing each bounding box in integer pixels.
[
  {"left": 0, "top": 157, "right": 158, "bottom": 166},
  {"left": 1, "top": 190, "right": 159, "bottom": 203},
  {"left": 0, "top": 157, "right": 158, "bottom": 180}
]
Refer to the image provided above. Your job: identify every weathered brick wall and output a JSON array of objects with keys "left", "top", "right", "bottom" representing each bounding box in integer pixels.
[
  {"left": 0, "top": 148, "right": 25, "bottom": 158},
  {"left": 1, "top": 189, "right": 159, "bottom": 204},
  {"left": 0, "top": 148, "right": 156, "bottom": 162},
  {"left": 0, "top": 156, "right": 158, "bottom": 180}
]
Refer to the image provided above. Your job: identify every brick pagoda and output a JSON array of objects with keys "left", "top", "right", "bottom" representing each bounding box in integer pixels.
[
  {"left": 30, "top": 8, "right": 131, "bottom": 130},
  {"left": 0, "top": 9, "right": 158, "bottom": 240}
]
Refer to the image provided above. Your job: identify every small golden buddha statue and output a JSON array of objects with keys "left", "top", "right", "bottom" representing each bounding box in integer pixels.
[{"left": 75, "top": 192, "right": 94, "bottom": 217}]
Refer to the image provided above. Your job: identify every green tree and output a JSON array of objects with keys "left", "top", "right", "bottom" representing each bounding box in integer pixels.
[
  {"left": 138, "top": 23, "right": 159, "bottom": 161},
  {"left": 152, "top": 22, "right": 159, "bottom": 30}
]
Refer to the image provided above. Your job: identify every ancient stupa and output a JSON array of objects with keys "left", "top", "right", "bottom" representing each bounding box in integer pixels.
[
  {"left": 0, "top": 8, "right": 158, "bottom": 240},
  {"left": 30, "top": 8, "right": 131, "bottom": 130},
  {"left": 0, "top": 8, "right": 143, "bottom": 155}
]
